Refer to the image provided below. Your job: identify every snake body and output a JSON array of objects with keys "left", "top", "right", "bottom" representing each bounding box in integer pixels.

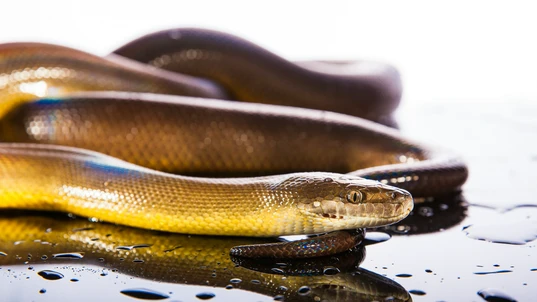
[
  {"left": 0, "top": 29, "right": 468, "bottom": 258},
  {"left": 112, "top": 28, "right": 402, "bottom": 124}
]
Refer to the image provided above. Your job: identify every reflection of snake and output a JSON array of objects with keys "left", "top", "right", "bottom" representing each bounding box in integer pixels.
[
  {"left": 0, "top": 213, "right": 412, "bottom": 301},
  {"left": 0, "top": 28, "right": 467, "bottom": 258}
]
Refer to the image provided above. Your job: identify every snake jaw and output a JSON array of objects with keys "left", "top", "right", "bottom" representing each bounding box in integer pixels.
[{"left": 296, "top": 177, "right": 414, "bottom": 230}]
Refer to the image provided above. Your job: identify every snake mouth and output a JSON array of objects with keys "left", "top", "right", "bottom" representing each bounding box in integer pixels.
[{"left": 299, "top": 190, "right": 414, "bottom": 228}]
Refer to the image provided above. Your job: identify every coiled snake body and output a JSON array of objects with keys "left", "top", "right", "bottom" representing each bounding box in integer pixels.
[{"left": 0, "top": 28, "right": 468, "bottom": 258}]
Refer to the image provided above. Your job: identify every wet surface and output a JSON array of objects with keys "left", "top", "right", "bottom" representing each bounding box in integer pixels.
[{"left": 1, "top": 101, "right": 536, "bottom": 301}]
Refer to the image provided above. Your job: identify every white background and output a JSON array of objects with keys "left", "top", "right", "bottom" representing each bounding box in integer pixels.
[{"left": 0, "top": 0, "right": 536, "bottom": 107}]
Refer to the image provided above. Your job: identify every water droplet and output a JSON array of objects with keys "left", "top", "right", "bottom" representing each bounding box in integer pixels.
[
  {"left": 133, "top": 259, "right": 145, "bottom": 263},
  {"left": 195, "top": 292, "right": 215, "bottom": 300},
  {"left": 394, "top": 225, "right": 410, "bottom": 234},
  {"left": 395, "top": 273, "right": 412, "bottom": 278},
  {"left": 164, "top": 246, "right": 182, "bottom": 253},
  {"left": 70, "top": 278, "right": 79, "bottom": 282},
  {"left": 364, "top": 232, "right": 391, "bottom": 244},
  {"left": 0, "top": 252, "right": 7, "bottom": 256},
  {"left": 120, "top": 288, "right": 170, "bottom": 300},
  {"left": 409, "top": 290, "right": 426, "bottom": 296},
  {"left": 418, "top": 206, "right": 434, "bottom": 217},
  {"left": 41, "top": 255, "right": 48, "bottom": 260},
  {"left": 230, "top": 278, "right": 242, "bottom": 283},
  {"left": 72, "top": 227, "right": 94, "bottom": 232},
  {"left": 271, "top": 268, "right": 285, "bottom": 274},
  {"left": 251, "top": 279, "right": 260, "bottom": 284},
  {"left": 116, "top": 244, "right": 152, "bottom": 251},
  {"left": 38, "top": 270, "right": 64, "bottom": 280},
  {"left": 274, "top": 295, "right": 285, "bottom": 301},
  {"left": 474, "top": 270, "right": 512, "bottom": 275},
  {"left": 323, "top": 266, "right": 340, "bottom": 275},
  {"left": 225, "top": 285, "right": 233, "bottom": 290},
  {"left": 279, "top": 286, "right": 288, "bottom": 291},
  {"left": 52, "top": 252, "right": 84, "bottom": 259},
  {"left": 28, "top": 266, "right": 33, "bottom": 270},
  {"left": 39, "top": 289, "right": 46, "bottom": 294},
  {"left": 298, "top": 286, "right": 311, "bottom": 295},
  {"left": 477, "top": 288, "right": 516, "bottom": 302},
  {"left": 425, "top": 269, "right": 433, "bottom": 273}
]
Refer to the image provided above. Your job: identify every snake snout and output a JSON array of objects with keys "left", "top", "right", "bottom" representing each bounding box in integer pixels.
[{"left": 388, "top": 188, "right": 414, "bottom": 220}]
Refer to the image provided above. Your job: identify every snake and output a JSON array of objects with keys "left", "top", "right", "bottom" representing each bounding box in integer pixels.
[{"left": 0, "top": 28, "right": 468, "bottom": 258}]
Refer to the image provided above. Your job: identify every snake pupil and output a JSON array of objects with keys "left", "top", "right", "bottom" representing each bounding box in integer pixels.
[{"left": 346, "top": 191, "right": 362, "bottom": 203}]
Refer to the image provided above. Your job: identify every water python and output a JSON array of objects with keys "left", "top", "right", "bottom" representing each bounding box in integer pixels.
[{"left": 0, "top": 28, "right": 468, "bottom": 258}]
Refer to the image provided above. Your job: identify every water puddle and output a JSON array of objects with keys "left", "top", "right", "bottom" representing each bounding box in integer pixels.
[{"left": 463, "top": 220, "right": 537, "bottom": 244}]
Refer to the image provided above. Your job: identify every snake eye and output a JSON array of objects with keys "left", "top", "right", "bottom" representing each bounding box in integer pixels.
[{"left": 346, "top": 191, "right": 363, "bottom": 203}]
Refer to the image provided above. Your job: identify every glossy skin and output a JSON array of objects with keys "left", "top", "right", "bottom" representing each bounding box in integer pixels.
[
  {"left": 230, "top": 230, "right": 366, "bottom": 258},
  {"left": 0, "top": 42, "right": 225, "bottom": 119},
  {"left": 0, "top": 144, "right": 412, "bottom": 236},
  {"left": 0, "top": 93, "right": 467, "bottom": 196},
  {"left": 112, "top": 28, "right": 402, "bottom": 124},
  {"left": 0, "top": 30, "right": 467, "bottom": 257},
  {"left": 0, "top": 213, "right": 412, "bottom": 301}
]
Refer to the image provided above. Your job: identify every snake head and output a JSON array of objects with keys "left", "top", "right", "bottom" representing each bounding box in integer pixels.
[{"left": 291, "top": 173, "right": 413, "bottom": 231}]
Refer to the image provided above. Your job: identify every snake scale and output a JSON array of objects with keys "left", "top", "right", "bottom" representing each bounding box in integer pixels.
[{"left": 0, "top": 28, "right": 468, "bottom": 258}]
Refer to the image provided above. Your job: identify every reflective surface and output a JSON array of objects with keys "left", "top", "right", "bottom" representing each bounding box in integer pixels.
[{"left": 1, "top": 100, "right": 536, "bottom": 301}]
